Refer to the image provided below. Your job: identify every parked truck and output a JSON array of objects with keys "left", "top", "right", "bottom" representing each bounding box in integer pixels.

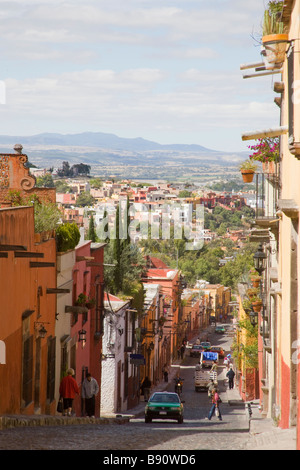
[
  {"left": 200, "top": 351, "right": 218, "bottom": 368},
  {"left": 194, "top": 365, "right": 211, "bottom": 392}
]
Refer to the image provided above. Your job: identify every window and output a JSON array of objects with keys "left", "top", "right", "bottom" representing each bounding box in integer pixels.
[
  {"left": 47, "top": 336, "right": 56, "bottom": 402},
  {"left": 22, "top": 336, "right": 33, "bottom": 407}
]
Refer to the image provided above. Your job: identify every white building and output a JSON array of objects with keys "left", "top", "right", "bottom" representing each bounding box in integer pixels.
[{"left": 100, "top": 295, "right": 134, "bottom": 414}]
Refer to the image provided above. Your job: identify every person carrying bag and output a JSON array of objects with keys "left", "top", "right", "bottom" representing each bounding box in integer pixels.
[{"left": 207, "top": 389, "right": 222, "bottom": 421}]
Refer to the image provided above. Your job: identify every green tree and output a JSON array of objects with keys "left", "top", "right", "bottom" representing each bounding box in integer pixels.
[
  {"left": 90, "top": 178, "right": 103, "bottom": 189},
  {"left": 56, "top": 222, "right": 80, "bottom": 252},
  {"left": 36, "top": 174, "right": 55, "bottom": 188},
  {"left": 88, "top": 214, "right": 98, "bottom": 242},
  {"left": 113, "top": 204, "right": 122, "bottom": 292},
  {"left": 76, "top": 191, "right": 95, "bottom": 207},
  {"left": 54, "top": 180, "right": 72, "bottom": 193},
  {"left": 178, "top": 190, "right": 192, "bottom": 198},
  {"left": 98, "top": 208, "right": 110, "bottom": 243},
  {"left": 72, "top": 163, "right": 91, "bottom": 176}
]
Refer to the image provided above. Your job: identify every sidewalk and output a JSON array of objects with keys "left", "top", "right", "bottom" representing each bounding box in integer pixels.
[
  {"left": 219, "top": 364, "right": 297, "bottom": 450},
  {"left": 244, "top": 404, "right": 297, "bottom": 450}
]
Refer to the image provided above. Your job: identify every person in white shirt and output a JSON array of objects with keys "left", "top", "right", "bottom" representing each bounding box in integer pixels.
[{"left": 81, "top": 373, "right": 99, "bottom": 417}]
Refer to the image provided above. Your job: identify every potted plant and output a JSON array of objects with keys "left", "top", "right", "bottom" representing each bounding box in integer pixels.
[
  {"left": 249, "top": 268, "right": 261, "bottom": 288},
  {"left": 251, "top": 275, "right": 261, "bottom": 288},
  {"left": 239, "top": 160, "right": 258, "bottom": 183},
  {"left": 248, "top": 137, "right": 279, "bottom": 174},
  {"left": 262, "top": 1, "right": 288, "bottom": 66},
  {"left": 75, "top": 293, "right": 87, "bottom": 306},
  {"left": 242, "top": 298, "right": 252, "bottom": 314},
  {"left": 251, "top": 296, "right": 263, "bottom": 313},
  {"left": 85, "top": 296, "right": 96, "bottom": 309},
  {"left": 247, "top": 287, "right": 259, "bottom": 299}
]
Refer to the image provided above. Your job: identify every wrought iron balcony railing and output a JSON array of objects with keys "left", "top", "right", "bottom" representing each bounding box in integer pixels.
[{"left": 253, "top": 171, "right": 280, "bottom": 228}]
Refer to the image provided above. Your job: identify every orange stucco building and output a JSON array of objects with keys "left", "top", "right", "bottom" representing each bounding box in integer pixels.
[
  {"left": 0, "top": 206, "right": 57, "bottom": 415},
  {"left": 0, "top": 145, "right": 107, "bottom": 418},
  {"left": 142, "top": 267, "right": 181, "bottom": 361},
  {"left": 0, "top": 145, "right": 58, "bottom": 415}
]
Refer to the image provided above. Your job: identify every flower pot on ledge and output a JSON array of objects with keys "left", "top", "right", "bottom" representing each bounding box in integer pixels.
[
  {"left": 251, "top": 277, "right": 261, "bottom": 288},
  {"left": 85, "top": 302, "right": 95, "bottom": 310},
  {"left": 262, "top": 34, "right": 289, "bottom": 66},
  {"left": 241, "top": 171, "right": 255, "bottom": 183},
  {"left": 252, "top": 300, "right": 263, "bottom": 313}
]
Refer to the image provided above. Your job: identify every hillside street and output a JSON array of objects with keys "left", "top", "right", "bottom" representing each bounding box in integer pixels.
[{"left": 0, "top": 324, "right": 296, "bottom": 453}]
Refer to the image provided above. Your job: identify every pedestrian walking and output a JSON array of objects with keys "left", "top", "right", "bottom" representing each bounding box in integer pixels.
[
  {"left": 59, "top": 368, "right": 79, "bottom": 416},
  {"left": 141, "top": 376, "right": 151, "bottom": 401},
  {"left": 207, "top": 389, "right": 222, "bottom": 421},
  {"left": 81, "top": 372, "right": 99, "bottom": 417},
  {"left": 206, "top": 379, "right": 215, "bottom": 399},
  {"left": 180, "top": 344, "right": 185, "bottom": 359},
  {"left": 163, "top": 364, "right": 168, "bottom": 382},
  {"left": 226, "top": 365, "right": 235, "bottom": 390}
]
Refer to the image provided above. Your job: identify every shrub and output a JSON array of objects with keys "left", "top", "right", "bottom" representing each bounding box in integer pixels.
[{"left": 56, "top": 222, "right": 80, "bottom": 252}]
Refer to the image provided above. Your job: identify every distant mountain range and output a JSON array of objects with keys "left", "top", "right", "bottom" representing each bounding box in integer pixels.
[
  {"left": 0, "top": 132, "right": 247, "bottom": 180},
  {"left": 0, "top": 131, "right": 217, "bottom": 153}
]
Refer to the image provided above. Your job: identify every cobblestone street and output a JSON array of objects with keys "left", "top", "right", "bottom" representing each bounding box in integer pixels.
[{"left": 0, "top": 328, "right": 296, "bottom": 453}]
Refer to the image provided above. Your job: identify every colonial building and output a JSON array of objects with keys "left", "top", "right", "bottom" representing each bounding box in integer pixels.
[{"left": 241, "top": 0, "right": 300, "bottom": 449}]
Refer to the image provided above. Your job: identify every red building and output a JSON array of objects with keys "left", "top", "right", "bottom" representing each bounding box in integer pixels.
[{"left": 70, "top": 240, "right": 105, "bottom": 417}]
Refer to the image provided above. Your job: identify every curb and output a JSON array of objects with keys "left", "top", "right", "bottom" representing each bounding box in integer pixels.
[{"left": 0, "top": 414, "right": 130, "bottom": 430}]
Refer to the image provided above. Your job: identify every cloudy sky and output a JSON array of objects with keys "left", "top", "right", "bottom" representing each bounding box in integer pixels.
[{"left": 0, "top": 0, "right": 280, "bottom": 152}]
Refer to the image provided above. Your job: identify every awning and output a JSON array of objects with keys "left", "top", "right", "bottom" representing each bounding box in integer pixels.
[{"left": 241, "top": 126, "right": 288, "bottom": 141}]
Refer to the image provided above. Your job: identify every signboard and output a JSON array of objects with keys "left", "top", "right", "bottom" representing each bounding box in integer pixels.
[{"left": 130, "top": 353, "right": 145, "bottom": 366}]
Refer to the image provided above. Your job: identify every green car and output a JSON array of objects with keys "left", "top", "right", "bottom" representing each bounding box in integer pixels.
[
  {"left": 200, "top": 341, "right": 211, "bottom": 350},
  {"left": 215, "top": 326, "right": 225, "bottom": 334},
  {"left": 145, "top": 392, "right": 184, "bottom": 423}
]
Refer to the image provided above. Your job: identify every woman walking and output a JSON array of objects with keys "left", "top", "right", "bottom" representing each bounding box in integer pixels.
[{"left": 59, "top": 368, "right": 79, "bottom": 416}]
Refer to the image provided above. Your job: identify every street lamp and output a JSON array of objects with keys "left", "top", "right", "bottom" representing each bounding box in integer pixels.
[
  {"left": 249, "top": 309, "right": 258, "bottom": 327},
  {"left": 253, "top": 243, "right": 267, "bottom": 276},
  {"left": 34, "top": 321, "right": 50, "bottom": 339},
  {"left": 78, "top": 329, "right": 87, "bottom": 342}
]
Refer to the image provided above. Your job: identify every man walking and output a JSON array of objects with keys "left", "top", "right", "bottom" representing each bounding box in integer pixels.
[
  {"left": 81, "top": 373, "right": 99, "bottom": 417},
  {"left": 226, "top": 366, "right": 235, "bottom": 390}
]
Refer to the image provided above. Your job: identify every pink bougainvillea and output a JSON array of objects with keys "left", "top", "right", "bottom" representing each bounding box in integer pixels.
[{"left": 248, "top": 137, "right": 279, "bottom": 163}]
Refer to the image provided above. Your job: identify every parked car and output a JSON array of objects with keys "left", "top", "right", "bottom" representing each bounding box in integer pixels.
[
  {"left": 200, "top": 341, "right": 211, "bottom": 350},
  {"left": 145, "top": 392, "right": 184, "bottom": 423},
  {"left": 215, "top": 326, "right": 225, "bottom": 334},
  {"left": 190, "top": 344, "right": 204, "bottom": 357},
  {"left": 210, "top": 345, "right": 225, "bottom": 358}
]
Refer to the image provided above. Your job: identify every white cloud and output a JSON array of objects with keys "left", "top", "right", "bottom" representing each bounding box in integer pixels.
[{"left": 0, "top": 0, "right": 278, "bottom": 152}]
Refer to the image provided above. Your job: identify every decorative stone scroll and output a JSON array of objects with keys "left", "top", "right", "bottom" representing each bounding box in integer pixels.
[
  {"left": 0, "top": 155, "right": 10, "bottom": 188},
  {"left": 0, "top": 144, "right": 56, "bottom": 206}
]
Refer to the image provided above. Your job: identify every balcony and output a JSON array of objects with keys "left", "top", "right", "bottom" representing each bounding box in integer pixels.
[{"left": 253, "top": 171, "right": 280, "bottom": 230}]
